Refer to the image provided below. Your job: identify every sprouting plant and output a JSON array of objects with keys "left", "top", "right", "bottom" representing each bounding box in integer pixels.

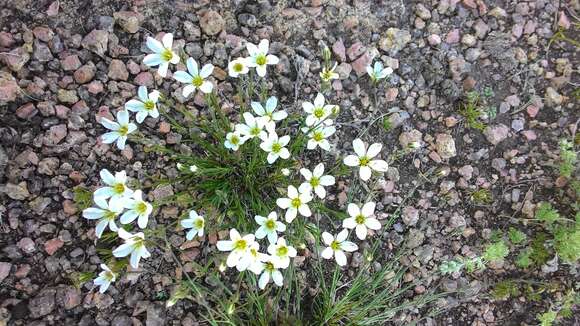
[
  {"left": 508, "top": 227, "right": 527, "bottom": 245},
  {"left": 73, "top": 186, "right": 93, "bottom": 211},
  {"left": 553, "top": 224, "right": 580, "bottom": 263},
  {"left": 535, "top": 202, "right": 560, "bottom": 224},
  {"left": 69, "top": 271, "right": 96, "bottom": 289},
  {"left": 483, "top": 241, "right": 509, "bottom": 262},
  {"left": 558, "top": 139, "right": 577, "bottom": 178},
  {"left": 530, "top": 233, "right": 551, "bottom": 266},
  {"left": 458, "top": 91, "right": 486, "bottom": 131},
  {"left": 470, "top": 188, "right": 493, "bottom": 205},
  {"left": 492, "top": 280, "right": 520, "bottom": 300},
  {"left": 537, "top": 309, "right": 557, "bottom": 326},
  {"left": 382, "top": 116, "right": 393, "bottom": 132},
  {"left": 439, "top": 256, "right": 485, "bottom": 275},
  {"left": 515, "top": 248, "right": 533, "bottom": 268}
]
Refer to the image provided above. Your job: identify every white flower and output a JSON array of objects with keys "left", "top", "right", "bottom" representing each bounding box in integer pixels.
[
  {"left": 93, "top": 264, "right": 117, "bottom": 293},
  {"left": 181, "top": 210, "right": 205, "bottom": 240},
  {"left": 256, "top": 255, "right": 284, "bottom": 289},
  {"left": 112, "top": 229, "right": 151, "bottom": 269},
  {"left": 245, "top": 242, "right": 267, "bottom": 273},
  {"left": 343, "top": 202, "right": 381, "bottom": 240},
  {"left": 125, "top": 86, "right": 160, "bottom": 123},
  {"left": 224, "top": 131, "right": 248, "bottom": 151},
  {"left": 246, "top": 39, "right": 279, "bottom": 77},
  {"left": 267, "top": 238, "right": 296, "bottom": 269},
  {"left": 174, "top": 57, "right": 214, "bottom": 97},
  {"left": 93, "top": 169, "right": 133, "bottom": 207},
  {"left": 82, "top": 197, "right": 122, "bottom": 238},
  {"left": 120, "top": 190, "right": 153, "bottom": 229},
  {"left": 216, "top": 229, "right": 256, "bottom": 270},
  {"left": 299, "top": 163, "right": 335, "bottom": 199},
  {"left": 259, "top": 132, "right": 290, "bottom": 164},
  {"left": 189, "top": 165, "right": 198, "bottom": 173},
  {"left": 366, "top": 61, "right": 393, "bottom": 82},
  {"left": 143, "top": 33, "right": 180, "bottom": 77},
  {"left": 302, "top": 93, "right": 335, "bottom": 127},
  {"left": 320, "top": 229, "right": 358, "bottom": 266},
  {"left": 228, "top": 57, "right": 250, "bottom": 77},
  {"left": 235, "top": 112, "right": 267, "bottom": 140},
  {"left": 276, "top": 185, "right": 313, "bottom": 223},
  {"left": 100, "top": 110, "right": 137, "bottom": 150},
  {"left": 281, "top": 168, "right": 290, "bottom": 176},
  {"left": 251, "top": 96, "right": 287, "bottom": 132},
  {"left": 320, "top": 63, "right": 339, "bottom": 82},
  {"left": 306, "top": 125, "right": 336, "bottom": 151},
  {"left": 255, "top": 211, "right": 286, "bottom": 244},
  {"left": 343, "top": 139, "right": 389, "bottom": 181}
]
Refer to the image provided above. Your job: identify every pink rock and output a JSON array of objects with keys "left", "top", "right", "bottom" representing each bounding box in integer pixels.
[
  {"left": 446, "top": 29, "right": 460, "bottom": 44},
  {"left": 134, "top": 72, "right": 154, "bottom": 87},
  {"left": 126, "top": 60, "right": 140, "bottom": 74},
  {"left": 351, "top": 53, "right": 372, "bottom": 75},
  {"left": 0, "top": 72, "right": 20, "bottom": 104},
  {"left": 386, "top": 88, "right": 399, "bottom": 102},
  {"left": 522, "top": 130, "right": 536, "bottom": 141},
  {"left": 526, "top": 105, "right": 539, "bottom": 118},
  {"left": 55, "top": 105, "right": 70, "bottom": 119},
  {"left": 558, "top": 11, "right": 570, "bottom": 29},
  {"left": 0, "top": 31, "right": 15, "bottom": 48},
  {"left": 523, "top": 20, "right": 536, "bottom": 35},
  {"left": 96, "top": 106, "right": 114, "bottom": 122},
  {"left": 32, "top": 26, "right": 54, "bottom": 42},
  {"left": 346, "top": 42, "right": 365, "bottom": 61},
  {"left": 332, "top": 39, "right": 346, "bottom": 62},
  {"left": 428, "top": 34, "right": 441, "bottom": 46},
  {"left": 159, "top": 121, "right": 171, "bottom": 133},
  {"left": 87, "top": 81, "right": 104, "bottom": 94},
  {"left": 0, "top": 262, "right": 11, "bottom": 282},
  {"left": 107, "top": 59, "right": 129, "bottom": 81},
  {"left": 462, "top": 0, "right": 477, "bottom": 9},
  {"left": 46, "top": 124, "right": 67, "bottom": 146},
  {"left": 47, "top": 1, "right": 59, "bottom": 16},
  {"left": 44, "top": 238, "right": 64, "bottom": 256},
  {"left": 512, "top": 23, "right": 523, "bottom": 39},
  {"left": 16, "top": 103, "right": 37, "bottom": 119},
  {"left": 62, "top": 55, "right": 81, "bottom": 71}
]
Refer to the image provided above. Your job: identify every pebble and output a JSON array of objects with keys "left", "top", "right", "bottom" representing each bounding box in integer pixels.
[
  {"left": 0, "top": 72, "right": 20, "bottom": 104},
  {"left": 108, "top": 59, "right": 129, "bottom": 81},
  {"left": 200, "top": 10, "right": 225, "bottom": 36},
  {"left": 113, "top": 11, "right": 144, "bottom": 34},
  {"left": 435, "top": 134, "right": 457, "bottom": 159},
  {"left": 332, "top": 39, "right": 346, "bottom": 62},
  {"left": 0, "top": 262, "right": 11, "bottom": 282},
  {"left": 402, "top": 206, "right": 419, "bottom": 226},
  {"left": 81, "top": 29, "right": 109, "bottom": 56},
  {"left": 483, "top": 124, "right": 509, "bottom": 145},
  {"left": 379, "top": 28, "right": 412, "bottom": 53},
  {"left": 74, "top": 63, "right": 96, "bottom": 84},
  {"left": 29, "top": 289, "right": 56, "bottom": 318},
  {"left": 44, "top": 238, "right": 64, "bottom": 256}
]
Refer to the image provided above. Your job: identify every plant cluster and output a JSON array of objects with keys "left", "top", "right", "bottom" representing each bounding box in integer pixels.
[
  {"left": 74, "top": 32, "right": 441, "bottom": 323},
  {"left": 457, "top": 88, "right": 496, "bottom": 131}
]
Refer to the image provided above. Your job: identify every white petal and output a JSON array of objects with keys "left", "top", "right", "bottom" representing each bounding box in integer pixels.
[
  {"left": 125, "top": 99, "right": 145, "bottom": 112},
  {"left": 216, "top": 240, "right": 233, "bottom": 251},
  {"left": 266, "top": 96, "right": 277, "bottom": 112},
  {"left": 157, "top": 62, "right": 169, "bottom": 77},
  {"left": 182, "top": 85, "right": 196, "bottom": 98},
  {"left": 95, "top": 219, "right": 109, "bottom": 238},
  {"left": 186, "top": 58, "right": 199, "bottom": 76},
  {"left": 161, "top": 33, "right": 173, "bottom": 49},
  {"left": 100, "top": 169, "right": 116, "bottom": 185},
  {"left": 199, "top": 81, "right": 213, "bottom": 94},
  {"left": 271, "top": 270, "right": 283, "bottom": 286},
  {"left": 143, "top": 53, "right": 162, "bottom": 66},
  {"left": 258, "top": 271, "right": 270, "bottom": 289},
  {"left": 246, "top": 42, "right": 259, "bottom": 57},
  {"left": 352, "top": 139, "right": 366, "bottom": 157},
  {"left": 112, "top": 243, "right": 133, "bottom": 258},
  {"left": 336, "top": 229, "right": 349, "bottom": 242},
  {"left": 298, "top": 204, "right": 311, "bottom": 217},
  {"left": 314, "top": 186, "right": 326, "bottom": 199},
  {"left": 120, "top": 210, "right": 138, "bottom": 224},
  {"left": 285, "top": 208, "right": 297, "bottom": 223},
  {"left": 255, "top": 226, "right": 267, "bottom": 240},
  {"left": 343, "top": 155, "right": 360, "bottom": 167},
  {"left": 359, "top": 166, "right": 372, "bottom": 181},
  {"left": 146, "top": 37, "right": 164, "bottom": 53},
  {"left": 347, "top": 203, "right": 360, "bottom": 218},
  {"left": 271, "top": 110, "right": 287, "bottom": 121},
  {"left": 321, "top": 247, "right": 334, "bottom": 259},
  {"left": 137, "top": 86, "right": 148, "bottom": 101},
  {"left": 251, "top": 102, "right": 265, "bottom": 115},
  {"left": 335, "top": 250, "right": 347, "bottom": 266},
  {"left": 321, "top": 232, "right": 334, "bottom": 245},
  {"left": 362, "top": 202, "right": 376, "bottom": 217},
  {"left": 100, "top": 117, "right": 119, "bottom": 131},
  {"left": 369, "top": 160, "right": 389, "bottom": 172},
  {"left": 366, "top": 143, "right": 382, "bottom": 159},
  {"left": 200, "top": 64, "right": 214, "bottom": 78},
  {"left": 319, "top": 175, "right": 335, "bottom": 186},
  {"left": 365, "top": 218, "right": 381, "bottom": 230},
  {"left": 341, "top": 241, "right": 358, "bottom": 252},
  {"left": 174, "top": 71, "right": 193, "bottom": 83},
  {"left": 355, "top": 224, "right": 368, "bottom": 240},
  {"left": 83, "top": 208, "right": 105, "bottom": 220},
  {"left": 342, "top": 218, "right": 357, "bottom": 229},
  {"left": 266, "top": 54, "right": 279, "bottom": 65},
  {"left": 258, "top": 39, "right": 269, "bottom": 54},
  {"left": 256, "top": 65, "right": 267, "bottom": 77}
]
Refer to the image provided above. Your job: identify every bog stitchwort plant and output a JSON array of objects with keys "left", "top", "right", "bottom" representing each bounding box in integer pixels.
[{"left": 81, "top": 32, "right": 434, "bottom": 322}]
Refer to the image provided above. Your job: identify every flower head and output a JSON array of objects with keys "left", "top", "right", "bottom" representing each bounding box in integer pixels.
[
  {"left": 93, "top": 169, "right": 133, "bottom": 207},
  {"left": 306, "top": 125, "right": 336, "bottom": 151},
  {"left": 82, "top": 197, "right": 122, "bottom": 238},
  {"left": 143, "top": 33, "right": 180, "bottom": 77},
  {"left": 100, "top": 110, "right": 137, "bottom": 150},
  {"left": 302, "top": 93, "right": 335, "bottom": 127},
  {"left": 255, "top": 211, "right": 286, "bottom": 244},
  {"left": 367, "top": 61, "right": 393, "bottom": 82},
  {"left": 343, "top": 139, "right": 389, "bottom": 181},
  {"left": 259, "top": 132, "right": 290, "bottom": 164},
  {"left": 235, "top": 112, "right": 267, "bottom": 140},
  {"left": 112, "top": 229, "right": 151, "bottom": 269},
  {"left": 246, "top": 39, "right": 279, "bottom": 77},
  {"left": 299, "top": 163, "right": 335, "bottom": 199},
  {"left": 93, "top": 264, "right": 117, "bottom": 293},
  {"left": 120, "top": 190, "right": 153, "bottom": 229},
  {"left": 174, "top": 57, "right": 214, "bottom": 97},
  {"left": 251, "top": 96, "right": 287, "bottom": 132},
  {"left": 228, "top": 57, "right": 250, "bottom": 78},
  {"left": 225, "top": 131, "right": 248, "bottom": 151},
  {"left": 276, "top": 185, "right": 313, "bottom": 223},
  {"left": 321, "top": 229, "right": 358, "bottom": 266},
  {"left": 343, "top": 202, "right": 381, "bottom": 240},
  {"left": 267, "top": 238, "right": 296, "bottom": 269},
  {"left": 216, "top": 229, "right": 256, "bottom": 270},
  {"left": 256, "top": 255, "right": 284, "bottom": 289},
  {"left": 320, "top": 63, "right": 339, "bottom": 82},
  {"left": 125, "top": 86, "right": 160, "bottom": 123},
  {"left": 181, "top": 210, "right": 205, "bottom": 240}
]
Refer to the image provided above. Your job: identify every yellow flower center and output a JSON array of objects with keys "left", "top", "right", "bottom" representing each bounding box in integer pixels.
[
  {"left": 313, "top": 131, "right": 324, "bottom": 142},
  {"left": 313, "top": 107, "right": 325, "bottom": 118},
  {"left": 355, "top": 214, "right": 366, "bottom": 224},
  {"left": 330, "top": 240, "right": 340, "bottom": 251},
  {"left": 234, "top": 62, "right": 244, "bottom": 72},
  {"left": 113, "top": 183, "right": 125, "bottom": 194},
  {"left": 265, "top": 219, "right": 276, "bottom": 229},
  {"left": 234, "top": 239, "right": 247, "bottom": 251},
  {"left": 192, "top": 75, "right": 204, "bottom": 87},
  {"left": 256, "top": 54, "right": 267, "bottom": 66},
  {"left": 161, "top": 49, "right": 173, "bottom": 61},
  {"left": 195, "top": 219, "right": 204, "bottom": 229},
  {"left": 359, "top": 156, "right": 370, "bottom": 166},
  {"left": 104, "top": 210, "right": 117, "bottom": 220},
  {"left": 144, "top": 100, "right": 155, "bottom": 111},
  {"left": 276, "top": 246, "right": 288, "bottom": 256},
  {"left": 136, "top": 202, "right": 148, "bottom": 214},
  {"left": 250, "top": 248, "right": 258, "bottom": 258},
  {"left": 230, "top": 135, "right": 240, "bottom": 145},
  {"left": 104, "top": 271, "right": 115, "bottom": 281},
  {"left": 310, "top": 177, "right": 320, "bottom": 187},
  {"left": 264, "top": 261, "right": 275, "bottom": 272},
  {"left": 250, "top": 126, "right": 261, "bottom": 136},
  {"left": 118, "top": 125, "right": 129, "bottom": 136},
  {"left": 272, "top": 143, "right": 282, "bottom": 153},
  {"left": 291, "top": 198, "right": 301, "bottom": 208}
]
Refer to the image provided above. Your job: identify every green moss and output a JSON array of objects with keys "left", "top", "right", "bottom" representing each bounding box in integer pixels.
[
  {"left": 483, "top": 241, "right": 509, "bottom": 262},
  {"left": 73, "top": 186, "right": 93, "bottom": 211},
  {"left": 492, "top": 280, "right": 520, "bottom": 300},
  {"left": 508, "top": 227, "right": 527, "bottom": 245}
]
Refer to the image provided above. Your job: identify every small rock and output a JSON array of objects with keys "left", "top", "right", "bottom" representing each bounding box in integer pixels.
[
  {"left": 0, "top": 47, "right": 30, "bottom": 72},
  {"left": 62, "top": 55, "right": 82, "bottom": 71},
  {"left": 45, "top": 238, "right": 64, "bottom": 256},
  {"left": 483, "top": 124, "right": 509, "bottom": 145},
  {"left": 18, "top": 237, "right": 36, "bottom": 253},
  {"left": 0, "top": 262, "right": 11, "bottom": 282},
  {"left": 16, "top": 103, "right": 37, "bottom": 119},
  {"left": 435, "top": 134, "right": 457, "bottom": 159},
  {"left": 134, "top": 72, "right": 154, "bottom": 87},
  {"left": 56, "top": 286, "right": 82, "bottom": 310},
  {"left": 33, "top": 26, "right": 54, "bottom": 42},
  {"left": 446, "top": 29, "right": 460, "bottom": 44},
  {"left": 511, "top": 119, "right": 524, "bottom": 132},
  {"left": 108, "top": 59, "right": 129, "bottom": 81},
  {"left": 415, "top": 4, "right": 431, "bottom": 20},
  {"left": 332, "top": 39, "right": 346, "bottom": 62},
  {"left": 74, "top": 63, "right": 96, "bottom": 84},
  {"left": 0, "top": 71, "right": 20, "bottom": 105},
  {"left": 113, "top": 11, "right": 144, "bottom": 34},
  {"left": 385, "top": 88, "right": 399, "bottom": 102},
  {"left": 379, "top": 28, "right": 412, "bottom": 53},
  {"left": 544, "top": 87, "right": 565, "bottom": 107},
  {"left": 200, "top": 10, "right": 225, "bottom": 36},
  {"left": 46, "top": 124, "right": 68, "bottom": 145},
  {"left": 402, "top": 206, "right": 419, "bottom": 226},
  {"left": 81, "top": 29, "right": 108, "bottom": 56},
  {"left": 458, "top": 165, "right": 473, "bottom": 179},
  {"left": 3, "top": 182, "right": 30, "bottom": 200},
  {"left": 406, "top": 229, "right": 425, "bottom": 249},
  {"left": 29, "top": 289, "right": 56, "bottom": 318},
  {"left": 351, "top": 53, "right": 372, "bottom": 75},
  {"left": 427, "top": 34, "right": 441, "bottom": 46}
]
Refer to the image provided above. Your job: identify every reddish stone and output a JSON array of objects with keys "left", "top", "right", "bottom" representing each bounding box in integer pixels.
[
  {"left": 159, "top": 121, "right": 171, "bottom": 133},
  {"left": 385, "top": 88, "right": 399, "bottom": 102},
  {"left": 87, "top": 81, "right": 104, "bottom": 94},
  {"left": 351, "top": 53, "right": 372, "bottom": 75},
  {"left": 522, "top": 130, "right": 536, "bottom": 141},
  {"left": 63, "top": 200, "right": 77, "bottom": 216},
  {"left": 55, "top": 105, "right": 70, "bottom": 119},
  {"left": 62, "top": 55, "right": 81, "bottom": 71},
  {"left": 69, "top": 171, "right": 86, "bottom": 183},
  {"left": 134, "top": 72, "right": 154, "bottom": 87},
  {"left": 446, "top": 29, "right": 460, "bottom": 44},
  {"left": 16, "top": 103, "right": 38, "bottom": 119},
  {"left": 74, "top": 63, "right": 96, "bottom": 84},
  {"left": 332, "top": 39, "right": 346, "bottom": 62},
  {"left": 45, "top": 238, "right": 64, "bottom": 256},
  {"left": 32, "top": 26, "right": 54, "bottom": 42},
  {"left": 15, "top": 264, "right": 31, "bottom": 278},
  {"left": 526, "top": 105, "right": 539, "bottom": 118},
  {"left": 0, "top": 31, "right": 15, "bottom": 48},
  {"left": 558, "top": 11, "right": 570, "bottom": 29},
  {"left": 346, "top": 42, "right": 365, "bottom": 61}
]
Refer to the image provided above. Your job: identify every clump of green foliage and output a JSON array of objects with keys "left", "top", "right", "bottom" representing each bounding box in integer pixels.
[
  {"left": 73, "top": 186, "right": 93, "bottom": 211},
  {"left": 458, "top": 88, "right": 496, "bottom": 131},
  {"left": 558, "top": 139, "right": 577, "bottom": 178},
  {"left": 470, "top": 188, "right": 493, "bottom": 205}
]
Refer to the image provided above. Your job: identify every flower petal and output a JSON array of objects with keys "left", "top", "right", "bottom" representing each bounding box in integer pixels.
[
  {"left": 200, "top": 64, "right": 214, "bottom": 78},
  {"left": 359, "top": 166, "right": 372, "bottom": 181},
  {"left": 366, "top": 143, "right": 382, "bottom": 159},
  {"left": 174, "top": 71, "right": 193, "bottom": 83},
  {"left": 321, "top": 232, "right": 334, "bottom": 245},
  {"left": 355, "top": 224, "right": 367, "bottom": 240},
  {"left": 352, "top": 138, "right": 366, "bottom": 157},
  {"left": 186, "top": 58, "right": 199, "bottom": 76},
  {"left": 335, "top": 250, "right": 347, "bottom": 266},
  {"left": 368, "top": 159, "right": 389, "bottom": 172},
  {"left": 321, "top": 247, "right": 334, "bottom": 259},
  {"left": 343, "top": 155, "right": 360, "bottom": 167}
]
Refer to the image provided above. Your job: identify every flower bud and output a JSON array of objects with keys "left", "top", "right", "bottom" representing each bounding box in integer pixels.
[
  {"left": 322, "top": 46, "right": 331, "bottom": 62},
  {"left": 281, "top": 168, "right": 290, "bottom": 176}
]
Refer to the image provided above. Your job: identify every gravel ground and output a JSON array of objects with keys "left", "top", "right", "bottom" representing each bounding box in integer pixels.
[{"left": 0, "top": 0, "right": 579, "bottom": 325}]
